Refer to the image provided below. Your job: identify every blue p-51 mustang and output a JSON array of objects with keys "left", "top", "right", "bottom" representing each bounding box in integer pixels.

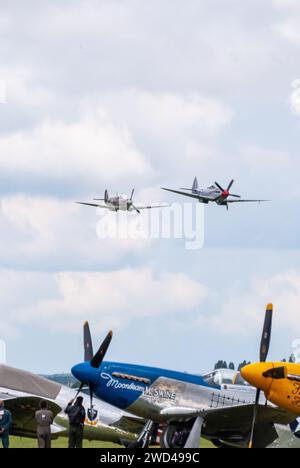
[{"left": 72, "top": 309, "right": 294, "bottom": 448}]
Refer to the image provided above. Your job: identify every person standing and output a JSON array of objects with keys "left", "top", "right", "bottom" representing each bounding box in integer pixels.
[
  {"left": 64, "top": 396, "right": 86, "bottom": 449},
  {"left": 35, "top": 400, "right": 54, "bottom": 449},
  {"left": 0, "top": 400, "right": 12, "bottom": 449}
]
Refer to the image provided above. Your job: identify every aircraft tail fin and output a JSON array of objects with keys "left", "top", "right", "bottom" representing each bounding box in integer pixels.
[{"left": 192, "top": 177, "right": 199, "bottom": 193}]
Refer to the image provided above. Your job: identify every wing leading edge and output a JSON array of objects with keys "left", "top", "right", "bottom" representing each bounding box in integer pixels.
[
  {"left": 227, "top": 199, "right": 269, "bottom": 204},
  {"left": 134, "top": 203, "right": 169, "bottom": 210},
  {"left": 161, "top": 187, "right": 213, "bottom": 202},
  {"left": 76, "top": 202, "right": 108, "bottom": 209}
]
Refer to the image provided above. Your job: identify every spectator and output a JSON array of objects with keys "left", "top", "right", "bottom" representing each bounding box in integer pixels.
[
  {"left": 35, "top": 400, "right": 54, "bottom": 449},
  {"left": 65, "top": 396, "right": 86, "bottom": 448},
  {"left": 0, "top": 400, "right": 12, "bottom": 449}
]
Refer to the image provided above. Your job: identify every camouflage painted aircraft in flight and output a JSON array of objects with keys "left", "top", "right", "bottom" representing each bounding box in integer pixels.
[
  {"left": 162, "top": 178, "right": 268, "bottom": 210},
  {"left": 76, "top": 189, "right": 168, "bottom": 214}
]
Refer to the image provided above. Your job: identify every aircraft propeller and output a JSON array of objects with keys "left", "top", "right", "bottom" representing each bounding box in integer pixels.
[
  {"left": 74, "top": 323, "right": 113, "bottom": 414},
  {"left": 214, "top": 180, "right": 241, "bottom": 201},
  {"left": 128, "top": 188, "right": 141, "bottom": 214},
  {"left": 248, "top": 303, "right": 273, "bottom": 448}
]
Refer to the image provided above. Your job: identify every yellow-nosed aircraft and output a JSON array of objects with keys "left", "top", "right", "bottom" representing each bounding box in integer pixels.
[
  {"left": 241, "top": 304, "right": 300, "bottom": 447},
  {"left": 242, "top": 362, "right": 300, "bottom": 416}
]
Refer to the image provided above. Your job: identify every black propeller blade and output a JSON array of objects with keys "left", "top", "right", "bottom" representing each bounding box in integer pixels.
[
  {"left": 214, "top": 181, "right": 225, "bottom": 192},
  {"left": 248, "top": 303, "right": 273, "bottom": 449},
  {"left": 89, "top": 381, "right": 94, "bottom": 415},
  {"left": 128, "top": 188, "right": 141, "bottom": 213},
  {"left": 227, "top": 179, "right": 234, "bottom": 191},
  {"left": 90, "top": 330, "right": 113, "bottom": 369},
  {"left": 132, "top": 205, "right": 141, "bottom": 214},
  {"left": 84, "top": 321, "right": 94, "bottom": 362},
  {"left": 260, "top": 305, "right": 273, "bottom": 363},
  {"left": 78, "top": 323, "right": 113, "bottom": 413},
  {"left": 215, "top": 180, "right": 240, "bottom": 198},
  {"left": 72, "top": 381, "right": 86, "bottom": 405},
  {"left": 248, "top": 389, "right": 260, "bottom": 449}
]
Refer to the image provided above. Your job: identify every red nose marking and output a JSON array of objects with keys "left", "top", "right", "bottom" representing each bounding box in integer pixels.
[{"left": 222, "top": 190, "right": 230, "bottom": 198}]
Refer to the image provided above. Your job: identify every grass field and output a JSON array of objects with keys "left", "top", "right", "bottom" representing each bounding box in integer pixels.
[{"left": 1, "top": 436, "right": 214, "bottom": 449}]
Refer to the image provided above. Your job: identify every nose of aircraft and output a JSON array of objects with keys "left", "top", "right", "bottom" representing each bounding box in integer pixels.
[
  {"left": 71, "top": 363, "right": 90, "bottom": 383},
  {"left": 241, "top": 362, "right": 274, "bottom": 395}
]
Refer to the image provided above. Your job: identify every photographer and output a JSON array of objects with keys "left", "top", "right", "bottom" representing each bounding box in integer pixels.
[{"left": 64, "top": 396, "right": 86, "bottom": 449}]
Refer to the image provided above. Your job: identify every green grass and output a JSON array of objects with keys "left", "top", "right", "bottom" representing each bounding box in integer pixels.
[
  {"left": 2, "top": 436, "right": 214, "bottom": 449},
  {"left": 3, "top": 436, "right": 121, "bottom": 449}
]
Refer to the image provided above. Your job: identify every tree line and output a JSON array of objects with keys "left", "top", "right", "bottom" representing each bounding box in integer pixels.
[{"left": 214, "top": 354, "right": 296, "bottom": 372}]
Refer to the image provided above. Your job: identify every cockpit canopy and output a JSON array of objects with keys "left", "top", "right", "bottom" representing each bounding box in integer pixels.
[{"left": 202, "top": 369, "right": 250, "bottom": 388}]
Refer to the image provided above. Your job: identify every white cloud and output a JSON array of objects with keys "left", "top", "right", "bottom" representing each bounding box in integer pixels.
[
  {"left": 276, "top": 19, "right": 300, "bottom": 45},
  {"left": 0, "top": 268, "right": 208, "bottom": 336},
  {"left": 124, "top": 90, "right": 233, "bottom": 137},
  {"left": 0, "top": 1, "right": 291, "bottom": 101},
  {"left": 0, "top": 195, "right": 153, "bottom": 269},
  {"left": 90, "top": 89, "right": 233, "bottom": 183},
  {"left": 273, "top": 0, "right": 300, "bottom": 45},
  {"left": 0, "top": 88, "right": 233, "bottom": 192},
  {"left": 0, "top": 110, "right": 151, "bottom": 189},
  {"left": 289, "top": 79, "right": 300, "bottom": 116},
  {"left": 206, "top": 269, "right": 300, "bottom": 337},
  {"left": 240, "top": 145, "right": 290, "bottom": 169},
  {"left": 273, "top": 0, "right": 300, "bottom": 9}
]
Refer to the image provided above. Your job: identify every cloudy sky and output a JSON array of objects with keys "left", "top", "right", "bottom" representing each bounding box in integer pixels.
[{"left": 1, "top": 0, "right": 300, "bottom": 374}]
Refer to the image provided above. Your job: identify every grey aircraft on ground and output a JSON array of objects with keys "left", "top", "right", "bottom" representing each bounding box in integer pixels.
[
  {"left": 0, "top": 364, "right": 144, "bottom": 444},
  {"left": 162, "top": 178, "right": 268, "bottom": 210},
  {"left": 76, "top": 189, "right": 168, "bottom": 214}
]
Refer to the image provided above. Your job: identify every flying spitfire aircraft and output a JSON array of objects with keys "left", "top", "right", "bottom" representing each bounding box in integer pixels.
[
  {"left": 76, "top": 189, "right": 168, "bottom": 214},
  {"left": 71, "top": 316, "right": 295, "bottom": 449},
  {"left": 241, "top": 306, "right": 300, "bottom": 419},
  {"left": 162, "top": 178, "right": 267, "bottom": 210}
]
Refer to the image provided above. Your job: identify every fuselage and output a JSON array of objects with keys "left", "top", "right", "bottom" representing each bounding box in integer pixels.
[
  {"left": 193, "top": 186, "right": 229, "bottom": 205},
  {"left": 106, "top": 196, "right": 132, "bottom": 212},
  {"left": 72, "top": 362, "right": 260, "bottom": 422},
  {"left": 71, "top": 362, "right": 300, "bottom": 448}
]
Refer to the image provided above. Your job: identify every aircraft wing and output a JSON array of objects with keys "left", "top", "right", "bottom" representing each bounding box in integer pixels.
[
  {"left": 161, "top": 404, "right": 295, "bottom": 448},
  {"left": 0, "top": 392, "right": 18, "bottom": 402},
  {"left": 76, "top": 202, "right": 108, "bottom": 209},
  {"left": 203, "top": 404, "right": 294, "bottom": 447},
  {"left": 227, "top": 199, "right": 269, "bottom": 203},
  {"left": 2, "top": 393, "right": 62, "bottom": 439},
  {"left": 113, "top": 415, "right": 146, "bottom": 435},
  {"left": 0, "top": 365, "right": 64, "bottom": 438},
  {"left": 161, "top": 188, "right": 213, "bottom": 202},
  {"left": 134, "top": 203, "right": 169, "bottom": 210}
]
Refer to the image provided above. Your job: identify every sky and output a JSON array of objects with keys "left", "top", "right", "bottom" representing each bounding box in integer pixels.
[{"left": 1, "top": 0, "right": 300, "bottom": 374}]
